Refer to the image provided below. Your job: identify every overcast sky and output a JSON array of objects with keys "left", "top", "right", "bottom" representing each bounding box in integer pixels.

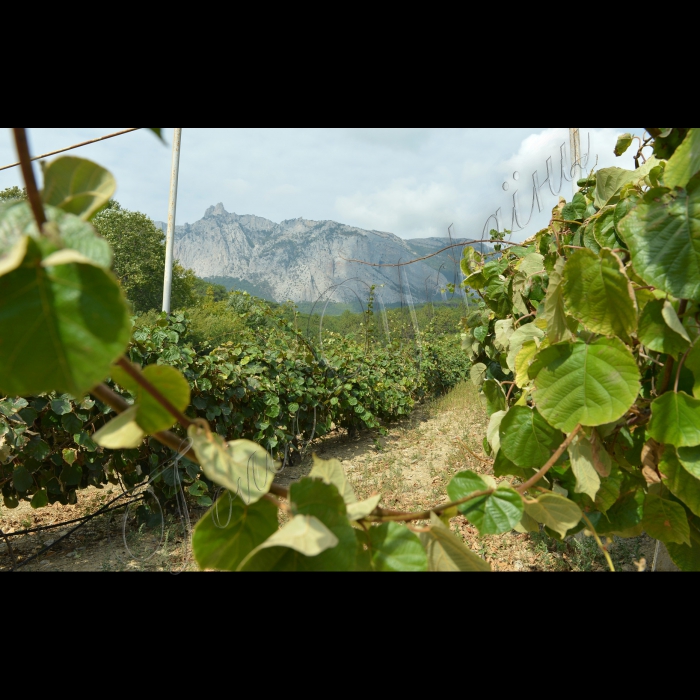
[{"left": 0, "top": 128, "right": 644, "bottom": 242}]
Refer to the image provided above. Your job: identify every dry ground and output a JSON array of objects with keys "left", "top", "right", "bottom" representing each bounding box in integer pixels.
[{"left": 2, "top": 382, "right": 660, "bottom": 572}]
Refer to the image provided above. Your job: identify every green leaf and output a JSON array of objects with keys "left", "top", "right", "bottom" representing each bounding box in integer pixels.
[
  {"left": 493, "top": 318, "right": 514, "bottom": 351},
  {"left": 648, "top": 391, "right": 700, "bottom": 448},
  {"left": 484, "top": 276, "right": 512, "bottom": 317},
  {"left": 582, "top": 222, "right": 601, "bottom": 254},
  {"left": 30, "top": 489, "right": 48, "bottom": 508},
  {"left": 614, "top": 193, "right": 641, "bottom": 230},
  {"left": 567, "top": 435, "right": 601, "bottom": 500},
  {"left": 50, "top": 397, "right": 72, "bottom": 415},
  {"left": 659, "top": 447, "right": 700, "bottom": 517},
  {"left": 642, "top": 493, "right": 690, "bottom": 545},
  {"left": 482, "top": 379, "right": 505, "bottom": 416},
  {"left": 473, "top": 325, "right": 488, "bottom": 342},
  {"left": 594, "top": 470, "right": 622, "bottom": 514},
  {"left": 594, "top": 160, "right": 658, "bottom": 209},
  {"left": 188, "top": 425, "right": 278, "bottom": 504},
  {"left": 418, "top": 513, "right": 491, "bottom": 571},
  {"left": 60, "top": 462, "right": 82, "bottom": 486},
  {"left": 492, "top": 449, "right": 533, "bottom": 480},
  {"left": 514, "top": 509, "right": 540, "bottom": 533},
  {"left": 614, "top": 133, "right": 634, "bottom": 157},
  {"left": 678, "top": 445, "right": 700, "bottom": 479},
  {"left": 112, "top": 364, "right": 191, "bottom": 434},
  {"left": 470, "top": 363, "right": 487, "bottom": 387},
  {"left": 486, "top": 410, "right": 506, "bottom": 454},
  {"left": 62, "top": 448, "right": 77, "bottom": 465},
  {"left": 498, "top": 406, "right": 564, "bottom": 469},
  {"left": 638, "top": 299, "right": 690, "bottom": 355},
  {"left": 93, "top": 405, "right": 145, "bottom": 449},
  {"left": 617, "top": 181, "right": 700, "bottom": 302},
  {"left": 307, "top": 455, "right": 356, "bottom": 504},
  {"left": 241, "top": 479, "right": 356, "bottom": 571},
  {"left": 447, "top": 470, "right": 489, "bottom": 499},
  {"left": 531, "top": 338, "right": 640, "bottom": 432},
  {"left": 543, "top": 256, "right": 571, "bottom": 344},
  {"left": 147, "top": 128, "right": 165, "bottom": 140},
  {"left": 663, "top": 129, "right": 700, "bottom": 190},
  {"left": 74, "top": 430, "right": 97, "bottom": 452},
  {"left": 0, "top": 230, "right": 29, "bottom": 276},
  {"left": 42, "top": 157, "right": 116, "bottom": 220},
  {"left": 518, "top": 252, "right": 545, "bottom": 277},
  {"left": 24, "top": 438, "right": 50, "bottom": 461},
  {"left": 0, "top": 201, "right": 112, "bottom": 267},
  {"left": 589, "top": 429, "right": 613, "bottom": 477},
  {"left": 365, "top": 522, "right": 427, "bottom": 571},
  {"left": 599, "top": 489, "right": 645, "bottom": 536},
  {"left": 0, "top": 238, "right": 131, "bottom": 396},
  {"left": 666, "top": 513, "right": 700, "bottom": 571},
  {"left": 506, "top": 323, "right": 544, "bottom": 372},
  {"left": 514, "top": 340, "right": 539, "bottom": 388},
  {"left": 17, "top": 408, "right": 39, "bottom": 426},
  {"left": 238, "top": 514, "right": 338, "bottom": 570},
  {"left": 346, "top": 494, "right": 381, "bottom": 521},
  {"left": 0, "top": 397, "right": 27, "bottom": 417},
  {"left": 192, "top": 491, "right": 279, "bottom": 571},
  {"left": 591, "top": 206, "right": 622, "bottom": 249},
  {"left": 12, "top": 465, "right": 33, "bottom": 492},
  {"left": 561, "top": 192, "right": 587, "bottom": 221},
  {"left": 60, "top": 412, "right": 83, "bottom": 434},
  {"left": 562, "top": 248, "right": 637, "bottom": 342},
  {"left": 523, "top": 492, "right": 582, "bottom": 538},
  {"left": 661, "top": 300, "right": 692, "bottom": 342},
  {"left": 447, "top": 471, "right": 523, "bottom": 535}
]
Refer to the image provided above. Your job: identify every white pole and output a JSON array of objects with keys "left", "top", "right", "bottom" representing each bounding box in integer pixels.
[
  {"left": 569, "top": 127, "right": 582, "bottom": 196},
  {"left": 162, "top": 128, "right": 183, "bottom": 313}
]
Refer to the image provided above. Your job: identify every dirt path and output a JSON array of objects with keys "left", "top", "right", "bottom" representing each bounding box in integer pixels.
[
  {"left": 280, "top": 383, "right": 658, "bottom": 572},
  {"left": 2, "top": 382, "right": 658, "bottom": 572}
]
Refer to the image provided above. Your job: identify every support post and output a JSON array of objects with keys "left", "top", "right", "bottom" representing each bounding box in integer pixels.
[
  {"left": 569, "top": 127, "right": 582, "bottom": 196},
  {"left": 162, "top": 128, "right": 183, "bottom": 314}
]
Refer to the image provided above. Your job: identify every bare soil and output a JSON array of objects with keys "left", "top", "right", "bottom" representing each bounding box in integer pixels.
[{"left": 1, "top": 382, "right": 660, "bottom": 572}]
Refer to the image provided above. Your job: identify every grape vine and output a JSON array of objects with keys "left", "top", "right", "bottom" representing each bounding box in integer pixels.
[{"left": 2, "top": 127, "right": 699, "bottom": 571}]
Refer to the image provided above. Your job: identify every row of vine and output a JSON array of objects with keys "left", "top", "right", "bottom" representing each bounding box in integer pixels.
[{"left": 3, "top": 127, "right": 698, "bottom": 571}]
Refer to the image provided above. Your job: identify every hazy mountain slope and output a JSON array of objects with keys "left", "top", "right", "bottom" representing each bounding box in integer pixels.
[{"left": 156, "top": 204, "right": 486, "bottom": 305}]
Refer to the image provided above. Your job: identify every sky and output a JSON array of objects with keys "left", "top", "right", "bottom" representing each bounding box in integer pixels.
[{"left": 0, "top": 128, "right": 644, "bottom": 243}]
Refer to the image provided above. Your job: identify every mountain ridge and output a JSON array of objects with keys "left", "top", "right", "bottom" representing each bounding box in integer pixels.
[{"left": 155, "top": 204, "right": 487, "bottom": 305}]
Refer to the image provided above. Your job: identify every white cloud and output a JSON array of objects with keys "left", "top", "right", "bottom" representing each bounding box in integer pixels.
[
  {"left": 0, "top": 128, "right": 646, "bottom": 241},
  {"left": 484, "top": 128, "right": 642, "bottom": 241},
  {"left": 336, "top": 178, "right": 461, "bottom": 238}
]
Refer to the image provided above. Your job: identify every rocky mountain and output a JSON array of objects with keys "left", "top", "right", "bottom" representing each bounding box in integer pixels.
[{"left": 156, "top": 203, "right": 487, "bottom": 306}]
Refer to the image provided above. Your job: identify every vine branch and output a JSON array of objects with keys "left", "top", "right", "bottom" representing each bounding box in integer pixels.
[
  {"left": 12, "top": 128, "right": 46, "bottom": 228},
  {"left": 453, "top": 437, "right": 493, "bottom": 466},
  {"left": 675, "top": 336, "right": 698, "bottom": 394},
  {"left": 340, "top": 239, "right": 525, "bottom": 269},
  {"left": 115, "top": 357, "right": 193, "bottom": 428},
  {"left": 366, "top": 490, "right": 495, "bottom": 523},
  {"left": 659, "top": 300, "right": 688, "bottom": 395},
  {"left": 582, "top": 513, "right": 615, "bottom": 572}
]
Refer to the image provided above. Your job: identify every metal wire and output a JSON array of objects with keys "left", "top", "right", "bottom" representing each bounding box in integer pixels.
[{"left": 0, "top": 128, "right": 142, "bottom": 172}]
